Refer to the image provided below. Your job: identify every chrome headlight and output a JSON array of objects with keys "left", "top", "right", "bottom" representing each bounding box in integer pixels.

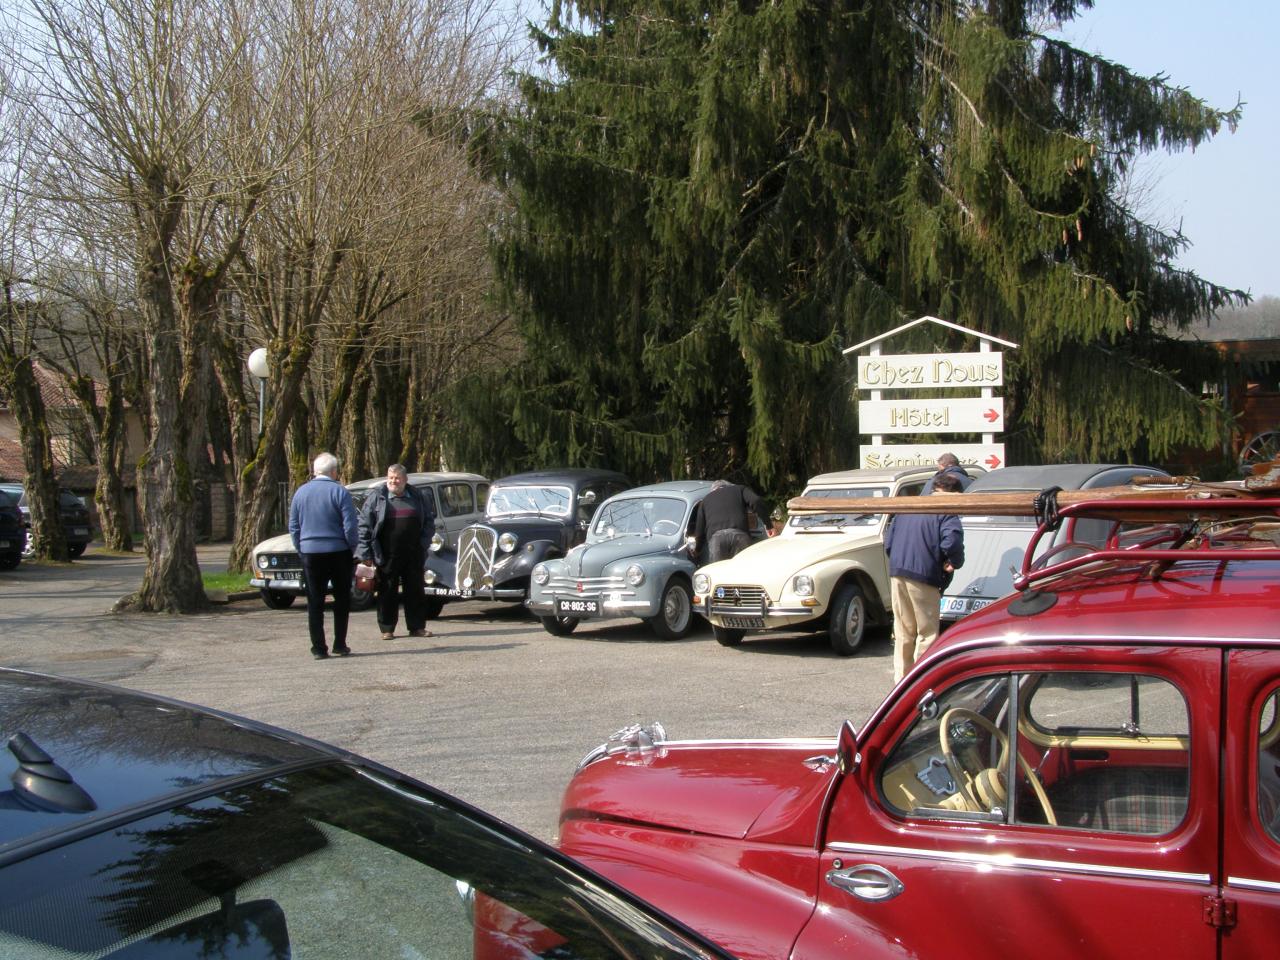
[
  {"left": 793, "top": 574, "right": 814, "bottom": 597},
  {"left": 430, "top": 532, "right": 444, "bottom": 552},
  {"left": 256, "top": 555, "right": 268, "bottom": 571},
  {"left": 625, "top": 563, "right": 645, "bottom": 587},
  {"left": 693, "top": 572, "right": 710, "bottom": 594},
  {"left": 533, "top": 563, "right": 549, "bottom": 586},
  {"left": 497, "top": 532, "right": 518, "bottom": 553}
]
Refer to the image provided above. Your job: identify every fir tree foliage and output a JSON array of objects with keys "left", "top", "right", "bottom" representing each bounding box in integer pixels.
[{"left": 474, "top": 0, "right": 1244, "bottom": 495}]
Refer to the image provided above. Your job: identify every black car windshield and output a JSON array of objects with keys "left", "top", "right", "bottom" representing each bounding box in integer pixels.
[
  {"left": 487, "top": 484, "right": 571, "bottom": 518},
  {"left": 788, "top": 486, "right": 889, "bottom": 529},
  {"left": 0, "top": 763, "right": 715, "bottom": 960},
  {"left": 592, "top": 496, "right": 685, "bottom": 538}
]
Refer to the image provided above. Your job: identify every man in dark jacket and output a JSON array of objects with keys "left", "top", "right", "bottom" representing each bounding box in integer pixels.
[
  {"left": 883, "top": 471, "right": 965, "bottom": 683},
  {"left": 921, "top": 452, "right": 974, "bottom": 494},
  {"left": 695, "top": 480, "right": 770, "bottom": 562},
  {"left": 358, "top": 464, "right": 436, "bottom": 640}
]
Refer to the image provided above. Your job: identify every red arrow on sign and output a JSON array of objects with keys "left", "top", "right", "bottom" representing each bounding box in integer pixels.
[
  {"left": 983, "top": 408, "right": 1000, "bottom": 423},
  {"left": 985, "top": 455, "right": 1002, "bottom": 469}
]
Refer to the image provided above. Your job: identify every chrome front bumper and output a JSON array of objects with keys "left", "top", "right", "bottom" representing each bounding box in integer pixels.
[
  {"left": 250, "top": 577, "right": 303, "bottom": 592},
  {"left": 527, "top": 593, "right": 658, "bottom": 618}
]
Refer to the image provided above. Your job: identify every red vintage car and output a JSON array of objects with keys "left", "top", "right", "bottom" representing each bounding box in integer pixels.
[{"left": 559, "top": 490, "right": 1280, "bottom": 960}]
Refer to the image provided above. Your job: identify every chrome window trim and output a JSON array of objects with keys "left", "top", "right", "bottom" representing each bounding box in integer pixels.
[
  {"left": 828, "top": 841, "right": 1211, "bottom": 886},
  {"left": 1228, "top": 875, "right": 1280, "bottom": 893}
]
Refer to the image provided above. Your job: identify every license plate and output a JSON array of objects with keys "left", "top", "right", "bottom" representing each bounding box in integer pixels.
[
  {"left": 719, "top": 614, "right": 764, "bottom": 629},
  {"left": 72, "top": 527, "right": 89, "bottom": 536},
  {"left": 556, "top": 597, "right": 599, "bottom": 617},
  {"left": 971, "top": 598, "right": 993, "bottom": 611},
  {"left": 941, "top": 597, "right": 970, "bottom": 615},
  {"left": 0, "top": 540, "right": 8, "bottom": 548}
]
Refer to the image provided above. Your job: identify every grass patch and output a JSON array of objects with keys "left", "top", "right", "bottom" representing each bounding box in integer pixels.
[{"left": 202, "top": 570, "right": 253, "bottom": 593}]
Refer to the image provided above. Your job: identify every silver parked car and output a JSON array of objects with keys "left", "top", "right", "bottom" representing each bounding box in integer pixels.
[
  {"left": 250, "top": 471, "right": 488, "bottom": 611},
  {"left": 940, "top": 462, "right": 1168, "bottom": 622},
  {"left": 527, "top": 480, "right": 718, "bottom": 640}
]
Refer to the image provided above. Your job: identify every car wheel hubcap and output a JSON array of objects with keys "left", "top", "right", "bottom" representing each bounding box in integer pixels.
[
  {"left": 846, "top": 598, "right": 863, "bottom": 640},
  {"left": 665, "top": 589, "right": 690, "bottom": 630}
]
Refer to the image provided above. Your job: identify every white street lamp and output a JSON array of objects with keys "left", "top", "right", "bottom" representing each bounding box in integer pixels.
[{"left": 246, "top": 347, "right": 269, "bottom": 437}]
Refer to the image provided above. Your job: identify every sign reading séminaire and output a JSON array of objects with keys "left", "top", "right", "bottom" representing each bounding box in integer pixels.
[{"left": 844, "top": 316, "right": 1018, "bottom": 472}]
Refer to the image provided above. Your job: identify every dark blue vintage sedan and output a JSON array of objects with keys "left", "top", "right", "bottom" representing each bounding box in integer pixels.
[{"left": 0, "top": 669, "right": 732, "bottom": 960}]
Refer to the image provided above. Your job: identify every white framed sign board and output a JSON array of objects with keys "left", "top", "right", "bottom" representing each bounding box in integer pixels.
[
  {"left": 858, "top": 443, "right": 1006, "bottom": 472},
  {"left": 858, "top": 397, "right": 1004, "bottom": 434},
  {"left": 857, "top": 351, "right": 1003, "bottom": 390}
]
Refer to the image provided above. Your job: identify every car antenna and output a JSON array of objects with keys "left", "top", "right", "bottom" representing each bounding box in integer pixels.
[{"left": 3, "top": 732, "right": 97, "bottom": 813}]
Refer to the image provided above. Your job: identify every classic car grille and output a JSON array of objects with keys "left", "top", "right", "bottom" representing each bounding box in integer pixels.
[
  {"left": 546, "top": 574, "right": 625, "bottom": 597},
  {"left": 710, "top": 584, "right": 766, "bottom": 607},
  {"left": 457, "top": 525, "right": 497, "bottom": 586}
]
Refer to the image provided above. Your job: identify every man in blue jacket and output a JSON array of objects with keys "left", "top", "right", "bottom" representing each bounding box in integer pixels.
[
  {"left": 358, "top": 464, "right": 436, "bottom": 640},
  {"left": 289, "top": 452, "right": 360, "bottom": 660},
  {"left": 883, "top": 472, "right": 965, "bottom": 683}
]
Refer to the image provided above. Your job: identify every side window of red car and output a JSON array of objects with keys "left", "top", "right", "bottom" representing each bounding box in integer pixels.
[
  {"left": 881, "top": 671, "right": 1191, "bottom": 835},
  {"left": 1258, "top": 688, "right": 1280, "bottom": 841}
]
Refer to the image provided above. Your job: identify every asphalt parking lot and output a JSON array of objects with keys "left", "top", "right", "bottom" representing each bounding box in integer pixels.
[{"left": 0, "top": 545, "right": 896, "bottom": 842}]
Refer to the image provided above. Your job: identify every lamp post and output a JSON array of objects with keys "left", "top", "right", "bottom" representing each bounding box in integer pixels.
[{"left": 246, "top": 347, "right": 269, "bottom": 437}]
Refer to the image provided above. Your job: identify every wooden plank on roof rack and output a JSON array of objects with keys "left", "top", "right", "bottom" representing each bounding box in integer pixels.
[{"left": 786, "top": 469, "right": 1280, "bottom": 522}]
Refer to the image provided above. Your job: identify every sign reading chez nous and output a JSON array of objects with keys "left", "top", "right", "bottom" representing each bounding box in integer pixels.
[{"left": 857, "top": 351, "right": 1003, "bottom": 390}]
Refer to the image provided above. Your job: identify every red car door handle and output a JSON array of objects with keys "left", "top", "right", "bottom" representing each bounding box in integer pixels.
[{"left": 826, "top": 864, "right": 905, "bottom": 902}]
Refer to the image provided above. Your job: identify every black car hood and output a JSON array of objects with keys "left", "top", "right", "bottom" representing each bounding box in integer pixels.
[
  {"left": 0, "top": 671, "right": 324, "bottom": 850},
  {"left": 475, "top": 515, "right": 574, "bottom": 543}
]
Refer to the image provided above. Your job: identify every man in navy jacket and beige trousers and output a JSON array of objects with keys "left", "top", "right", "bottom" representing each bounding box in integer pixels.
[
  {"left": 289, "top": 452, "right": 360, "bottom": 660},
  {"left": 883, "top": 471, "right": 965, "bottom": 683}
]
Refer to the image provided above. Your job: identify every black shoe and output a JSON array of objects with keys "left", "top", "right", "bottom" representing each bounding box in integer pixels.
[
  {"left": 312, "top": 649, "right": 330, "bottom": 660},
  {"left": 333, "top": 645, "right": 351, "bottom": 657}
]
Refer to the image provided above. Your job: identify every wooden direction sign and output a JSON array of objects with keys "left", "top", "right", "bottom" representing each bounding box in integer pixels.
[
  {"left": 858, "top": 397, "right": 1004, "bottom": 434},
  {"left": 858, "top": 443, "right": 1005, "bottom": 472}
]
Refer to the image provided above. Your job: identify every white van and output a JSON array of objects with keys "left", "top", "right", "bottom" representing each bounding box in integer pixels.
[{"left": 940, "top": 463, "right": 1168, "bottom": 622}]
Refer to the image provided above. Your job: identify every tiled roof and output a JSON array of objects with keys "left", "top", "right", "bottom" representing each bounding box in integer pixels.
[{"left": 0, "top": 361, "right": 111, "bottom": 413}]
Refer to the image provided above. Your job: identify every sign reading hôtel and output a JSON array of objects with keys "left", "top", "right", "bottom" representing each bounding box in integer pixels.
[{"left": 844, "top": 316, "right": 1018, "bottom": 472}]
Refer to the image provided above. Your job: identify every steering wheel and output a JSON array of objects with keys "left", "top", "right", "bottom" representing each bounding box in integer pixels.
[
  {"left": 939, "top": 707, "right": 1056, "bottom": 825},
  {"left": 651, "top": 519, "right": 681, "bottom": 534}
]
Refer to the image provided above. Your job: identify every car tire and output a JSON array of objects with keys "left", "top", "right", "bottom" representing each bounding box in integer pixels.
[
  {"left": 349, "top": 585, "right": 376, "bottom": 612},
  {"left": 647, "top": 578, "right": 693, "bottom": 640},
  {"left": 713, "top": 625, "right": 744, "bottom": 647},
  {"left": 67, "top": 543, "right": 87, "bottom": 559},
  {"left": 260, "top": 589, "right": 296, "bottom": 609},
  {"left": 0, "top": 554, "right": 18, "bottom": 571},
  {"left": 828, "top": 581, "right": 867, "bottom": 656},
  {"left": 424, "top": 597, "right": 444, "bottom": 620},
  {"left": 540, "top": 614, "right": 579, "bottom": 636}
]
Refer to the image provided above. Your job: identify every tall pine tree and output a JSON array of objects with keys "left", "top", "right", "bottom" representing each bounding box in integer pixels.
[{"left": 465, "top": 0, "right": 1243, "bottom": 493}]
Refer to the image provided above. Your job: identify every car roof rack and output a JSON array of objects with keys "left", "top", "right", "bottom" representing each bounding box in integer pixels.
[{"left": 786, "top": 460, "right": 1280, "bottom": 601}]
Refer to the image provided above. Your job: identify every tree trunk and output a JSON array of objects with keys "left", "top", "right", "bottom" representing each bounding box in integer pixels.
[
  {"left": 227, "top": 338, "right": 315, "bottom": 572},
  {"left": 133, "top": 248, "right": 209, "bottom": 612},
  {"left": 63, "top": 366, "right": 134, "bottom": 552},
  {"left": 1, "top": 353, "right": 68, "bottom": 560}
]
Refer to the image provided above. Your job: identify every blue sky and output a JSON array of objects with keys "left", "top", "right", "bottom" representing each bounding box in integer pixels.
[{"left": 1055, "top": 1, "right": 1279, "bottom": 299}]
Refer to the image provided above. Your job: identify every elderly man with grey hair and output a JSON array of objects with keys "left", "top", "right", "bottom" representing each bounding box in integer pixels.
[
  {"left": 921, "top": 452, "right": 974, "bottom": 495},
  {"left": 288, "top": 452, "right": 360, "bottom": 660}
]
